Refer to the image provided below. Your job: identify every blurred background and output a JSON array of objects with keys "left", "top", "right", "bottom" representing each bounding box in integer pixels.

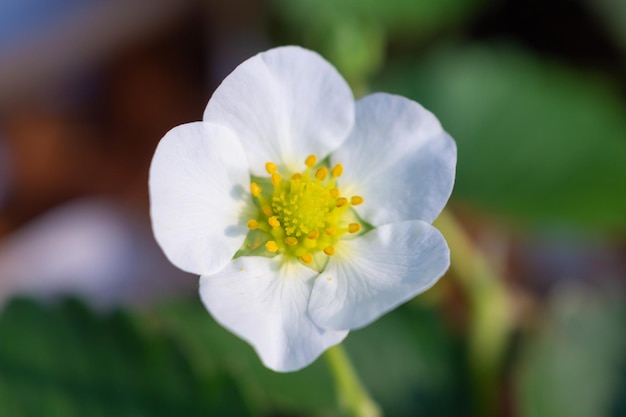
[{"left": 0, "top": 0, "right": 624, "bottom": 416}]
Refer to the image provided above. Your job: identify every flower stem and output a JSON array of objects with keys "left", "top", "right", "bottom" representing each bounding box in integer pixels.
[
  {"left": 434, "top": 209, "right": 514, "bottom": 417},
  {"left": 324, "top": 344, "right": 382, "bottom": 417}
]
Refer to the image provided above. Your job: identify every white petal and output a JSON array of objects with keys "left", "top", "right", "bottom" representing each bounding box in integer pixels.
[
  {"left": 204, "top": 46, "right": 355, "bottom": 175},
  {"left": 332, "top": 93, "right": 456, "bottom": 226},
  {"left": 199, "top": 256, "right": 348, "bottom": 372},
  {"left": 308, "top": 221, "right": 450, "bottom": 330},
  {"left": 149, "top": 122, "right": 251, "bottom": 276}
]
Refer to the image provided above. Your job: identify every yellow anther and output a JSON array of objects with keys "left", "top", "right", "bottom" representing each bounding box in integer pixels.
[
  {"left": 331, "top": 164, "right": 343, "bottom": 177},
  {"left": 265, "top": 162, "right": 277, "bottom": 174},
  {"left": 305, "top": 154, "right": 317, "bottom": 168},
  {"left": 250, "top": 182, "right": 262, "bottom": 197},
  {"left": 250, "top": 156, "right": 363, "bottom": 262},
  {"left": 351, "top": 196, "right": 364, "bottom": 205},
  {"left": 315, "top": 167, "right": 328, "bottom": 181},
  {"left": 268, "top": 216, "right": 280, "bottom": 227},
  {"left": 265, "top": 241, "right": 278, "bottom": 252},
  {"left": 271, "top": 172, "right": 282, "bottom": 186}
]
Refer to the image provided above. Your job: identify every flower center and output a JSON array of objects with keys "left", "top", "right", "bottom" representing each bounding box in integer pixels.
[{"left": 247, "top": 154, "right": 363, "bottom": 265}]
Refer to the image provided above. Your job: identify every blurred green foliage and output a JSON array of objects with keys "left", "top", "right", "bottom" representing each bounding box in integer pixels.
[
  {"left": 0, "top": 299, "right": 249, "bottom": 417},
  {"left": 375, "top": 44, "right": 626, "bottom": 230},
  {"left": 0, "top": 298, "right": 468, "bottom": 417},
  {"left": 516, "top": 288, "right": 626, "bottom": 417},
  {"left": 271, "top": 0, "right": 488, "bottom": 91},
  {"left": 148, "top": 298, "right": 469, "bottom": 416},
  {"left": 3, "top": 290, "right": 624, "bottom": 417},
  {"left": 273, "top": 0, "right": 486, "bottom": 38}
]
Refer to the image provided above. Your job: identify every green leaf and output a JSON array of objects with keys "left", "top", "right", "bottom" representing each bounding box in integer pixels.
[
  {"left": 376, "top": 44, "right": 626, "bottom": 229},
  {"left": 0, "top": 298, "right": 250, "bottom": 417},
  {"left": 515, "top": 288, "right": 626, "bottom": 417}
]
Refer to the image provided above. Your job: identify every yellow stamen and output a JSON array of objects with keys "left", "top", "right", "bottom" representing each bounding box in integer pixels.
[
  {"left": 250, "top": 182, "right": 262, "bottom": 197},
  {"left": 265, "top": 162, "right": 277, "bottom": 174},
  {"left": 351, "top": 196, "right": 364, "bottom": 205},
  {"left": 248, "top": 155, "right": 365, "bottom": 263},
  {"left": 305, "top": 154, "right": 317, "bottom": 168},
  {"left": 268, "top": 216, "right": 280, "bottom": 227},
  {"left": 265, "top": 241, "right": 278, "bottom": 252},
  {"left": 315, "top": 167, "right": 328, "bottom": 181},
  {"left": 331, "top": 164, "right": 343, "bottom": 177},
  {"left": 301, "top": 253, "right": 313, "bottom": 264}
]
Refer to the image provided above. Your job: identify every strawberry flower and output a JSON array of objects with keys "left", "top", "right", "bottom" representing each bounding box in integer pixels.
[{"left": 149, "top": 46, "right": 456, "bottom": 372}]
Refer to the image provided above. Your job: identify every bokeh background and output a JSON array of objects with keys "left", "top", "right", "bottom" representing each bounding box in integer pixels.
[{"left": 0, "top": 0, "right": 624, "bottom": 416}]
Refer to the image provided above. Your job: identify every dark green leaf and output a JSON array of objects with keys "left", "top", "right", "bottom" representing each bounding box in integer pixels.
[{"left": 0, "top": 298, "right": 249, "bottom": 417}]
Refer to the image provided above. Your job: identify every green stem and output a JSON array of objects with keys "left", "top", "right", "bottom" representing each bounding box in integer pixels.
[
  {"left": 434, "top": 210, "right": 513, "bottom": 417},
  {"left": 324, "top": 344, "right": 382, "bottom": 417}
]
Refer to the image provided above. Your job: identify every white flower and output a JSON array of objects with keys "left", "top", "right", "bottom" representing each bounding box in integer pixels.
[{"left": 149, "top": 46, "right": 456, "bottom": 372}]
